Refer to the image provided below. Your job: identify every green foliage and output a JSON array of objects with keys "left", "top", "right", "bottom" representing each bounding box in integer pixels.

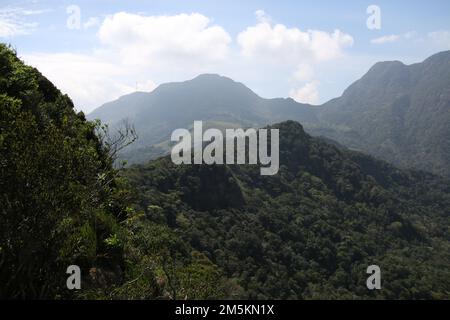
[
  {"left": 125, "top": 121, "right": 450, "bottom": 299},
  {"left": 0, "top": 43, "right": 222, "bottom": 300},
  {"left": 0, "top": 43, "right": 130, "bottom": 298},
  {"left": 2, "top": 43, "right": 449, "bottom": 300},
  {"left": 106, "top": 208, "right": 226, "bottom": 300}
]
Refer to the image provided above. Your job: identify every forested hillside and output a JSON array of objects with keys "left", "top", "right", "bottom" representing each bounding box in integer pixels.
[
  {"left": 0, "top": 44, "right": 221, "bottom": 299},
  {"left": 315, "top": 51, "right": 450, "bottom": 177},
  {"left": 125, "top": 121, "right": 450, "bottom": 299},
  {"left": 1, "top": 43, "right": 449, "bottom": 300}
]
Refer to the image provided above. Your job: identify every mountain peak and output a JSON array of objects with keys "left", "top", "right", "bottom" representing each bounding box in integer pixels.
[
  {"left": 372, "top": 60, "right": 405, "bottom": 68},
  {"left": 192, "top": 73, "right": 231, "bottom": 81},
  {"left": 422, "top": 50, "right": 450, "bottom": 65},
  {"left": 188, "top": 73, "right": 249, "bottom": 89},
  {"left": 364, "top": 60, "right": 407, "bottom": 78},
  {"left": 319, "top": 50, "right": 450, "bottom": 177},
  {"left": 152, "top": 73, "right": 254, "bottom": 94},
  {"left": 338, "top": 59, "right": 410, "bottom": 100}
]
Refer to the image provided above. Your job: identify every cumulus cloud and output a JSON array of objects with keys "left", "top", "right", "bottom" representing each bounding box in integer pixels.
[
  {"left": 293, "top": 63, "right": 315, "bottom": 82},
  {"left": 237, "top": 15, "right": 353, "bottom": 104},
  {"left": 98, "top": 12, "right": 232, "bottom": 66},
  {"left": 289, "top": 81, "right": 320, "bottom": 104},
  {"left": 237, "top": 19, "right": 353, "bottom": 63},
  {"left": 22, "top": 53, "right": 142, "bottom": 112},
  {"left": 22, "top": 10, "right": 356, "bottom": 111},
  {"left": 21, "top": 12, "right": 234, "bottom": 112}
]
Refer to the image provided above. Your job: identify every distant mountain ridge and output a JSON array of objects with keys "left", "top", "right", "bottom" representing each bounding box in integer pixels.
[
  {"left": 315, "top": 50, "right": 450, "bottom": 177},
  {"left": 89, "top": 73, "right": 318, "bottom": 137},
  {"left": 89, "top": 51, "right": 450, "bottom": 176},
  {"left": 89, "top": 74, "right": 318, "bottom": 164}
]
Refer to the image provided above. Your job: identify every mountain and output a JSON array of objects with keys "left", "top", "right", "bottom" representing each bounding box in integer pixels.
[
  {"left": 3, "top": 42, "right": 450, "bottom": 299},
  {"left": 88, "top": 74, "right": 318, "bottom": 164},
  {"left": 314, "top": 51, "right": 450, "bottom": 177},
  {"left": 0, "top": 44, "right": 129, "bottom": 298},
  {"left": 0, "top": 43, "right": 227, "bottom": 300},
  {"left": 89, "top": 51, "right": 450, "bottom": 177},
  {"left": 124, "top": 121, "right": 450, "bottom": 299}
]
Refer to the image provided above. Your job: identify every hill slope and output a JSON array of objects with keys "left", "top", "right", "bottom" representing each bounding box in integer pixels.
[
  {"left": 0, "top": 44, "right": 130, "bottom": 298},
  {"left": 315, "top": 51, "right": 450, "bottom": 177},
  {"left": 0, "top": 44, "right": 225, "bottom": 300},
  {"left": 88, "top": 74, "right": 318, "bottom": 164},
  {"left": 90, "top": 52, "right": 450, "bottom": 177},
  {"left": 124, "top": 121, "right": 450, "bottom": 299}
]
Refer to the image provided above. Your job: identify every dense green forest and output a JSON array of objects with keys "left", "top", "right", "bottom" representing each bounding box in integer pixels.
[
  {"left": 0, "top": 44, "right": 220, "bottom": 299},
  {"left": 1, "top": 44, "right": 449, "bottom": 299},
  {"left": 125, "top": 121, "right": 450, "bottom": 299}
]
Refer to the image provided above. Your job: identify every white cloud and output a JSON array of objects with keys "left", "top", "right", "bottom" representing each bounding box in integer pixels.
[
  {"left": 293, "top": 63, "right": 315, "bottom": 82},
  {"left": 237, "top": 18, "right": 353, "bottom": 104},
  {"left": 20, "top": 12, "right": 234, "bottom": 112},
  {"left": 136, "top": 79, "right": 157, "bottom": 92},
  {"left": 20, "top": 10, "right": 358, "bottom": 112},
  {"left": 22, "top": 52, "right": 151, "bottom": 113},
  {"left": 255, "top": 10, "right": 271, "bottom": 24},
  {"left": 289, "top": 81, "right": 320, "bottom": 104},
  {"left": 83, "top": 17, "right": 100, "bottom": 29},
  {"left": 18, "top": 11, "right": 240, "bottom": 113},
  {"left": 98, "top": 12, "right": 232, "bottom": 67},
  {"left": 0, "top": 6, "right": 40, "bottom": 37},
  {"left": 370, "top": 32, "right": 420, "bottom": 45},
  {"left": 370, "top": 30, "right": 450, "bottom": 50},
  {"left": 428, "top": 31, "right": 450, "bottom": 48},
  {"left": 371, "top": 34, "right": 400, "bottom": 44},
  {"left": 236, "top": 16, "right": 354, "bottom": 104},
  {"left": 237, "top": 20, "right": 353, "bottom": 63}
]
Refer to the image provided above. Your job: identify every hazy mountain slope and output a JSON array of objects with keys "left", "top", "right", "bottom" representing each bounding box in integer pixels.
[
  {"left": 90, "top": 52, "right": 450, "bottom": 176},
  {"left": 124, "top": 121, "right": 450, "bottom": 299},
  {"left": 88, "top": 74, "right": 318, "bottom": 163},
  {"left": 315, "top": 51, "right": 450, "bottom": 177}
]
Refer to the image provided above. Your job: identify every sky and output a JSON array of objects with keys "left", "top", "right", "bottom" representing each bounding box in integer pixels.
[{"left": 1, "top": 0, "right": 450, "bottom": 113}]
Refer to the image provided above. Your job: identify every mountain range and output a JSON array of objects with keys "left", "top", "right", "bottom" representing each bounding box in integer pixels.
[
  {"left": 2, "top": 42, "right": 450, "bottom": 299},
  {"left": 88, "top": 74, "right": 317, "bottom": 163},
  {"left": 88, "top": 51, "right": 450, "bottom": 177}
]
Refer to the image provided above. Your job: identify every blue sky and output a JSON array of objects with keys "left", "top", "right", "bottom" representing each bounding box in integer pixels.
[{"left": 1, "top": 0, "right": 450, "bottom": 112}]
